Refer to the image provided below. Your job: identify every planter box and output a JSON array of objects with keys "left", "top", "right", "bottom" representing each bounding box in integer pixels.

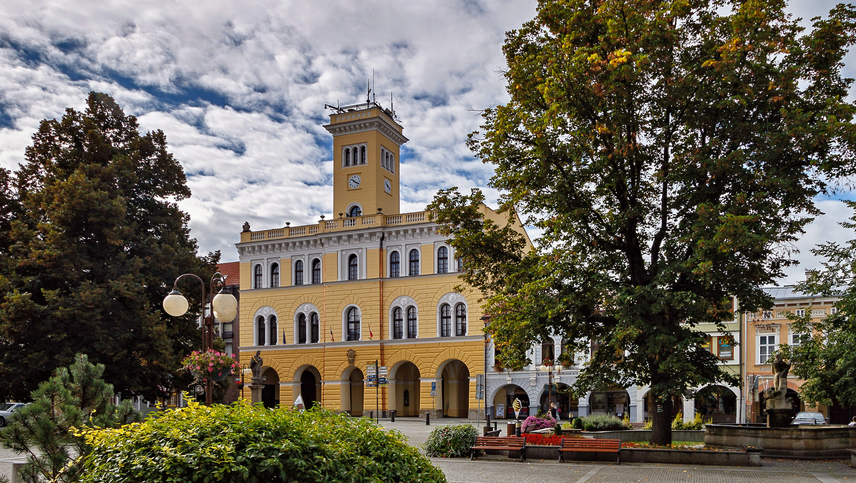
[
  {"left": 579, "top": 429, "right": 705, "bottom": 443},
  {"left": 478, "top": 444, "right": 759, "bottom": 466}
]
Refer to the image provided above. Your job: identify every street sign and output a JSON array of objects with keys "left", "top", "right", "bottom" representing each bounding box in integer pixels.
[
  {"left": 430, "top": 389, "right": 436, "bottom": 397},
  {"left": 475, "top": 374, "right": 484, "bottom": 400},
  {"left": 431, "top": 381, "right": 436, "bottom": 391}
]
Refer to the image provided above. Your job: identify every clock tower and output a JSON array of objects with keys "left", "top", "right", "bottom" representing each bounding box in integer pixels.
[{"left": 324, "top": 100, "right": 408, "bottom": 217}]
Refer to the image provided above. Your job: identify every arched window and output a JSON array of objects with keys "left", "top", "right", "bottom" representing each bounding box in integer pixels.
[
  {"left": 269, "top": 315, "right": 278, "bottom": 345},
  {"left": 455, "top": 304, "right": 467, "bottom": 336},
  {"left": 348, "top": 254, "right": 358, "bottom": 280},
  {"left": 360, "top": 145, "right": 366, "bottom": 164},
  {"left": 437, "top": 246, "right": 448, "bottom": 274},
  {"left": 294, "top": 260, "right": 304, "bottom": 285},
  {"left": 409, "top": 249, "right": 420, "bottom": 276},
  {"left": 298, "top": 314, "right": 307, "bottom": 344},
  {"left": 270, "top": 263, "right": 279, "bottom": 288},
  {"left": 407, "top": 306, "right": 417, "bottom": 339},
  {"left": 345, "top": 148, "right": 351, "bottom": 166},
  {"left": 352, "top": 147, "right": 358, "bottom": 164},
  {"left": 254, "top": 265, "right": 263, "bottom": 289},
  {"left": 440, "top": 304, "right": 451, "bottom": 337},
  {"left": 347, "top": 307, "right": 360, "bottom": 341},
  {"left": 389, "top": 251, "right": 400, "bottom": 278},
  {"left": 312, "top": 259, "right": 321, "bottom": 284},
  {"left": 257, "top": 315, "right": 266, "bottom": 345},
  {"left": 393, "top": 307, "right": 403, "bottom": 339},
  {"left": 348, "top": 205, "right": 361, "bottom": 217},
  {"left": 310, "top": 312, "right": 320, "bottom": 343},
  {"left": 456, "top": 257, "right": 464, "bottom": 272}
]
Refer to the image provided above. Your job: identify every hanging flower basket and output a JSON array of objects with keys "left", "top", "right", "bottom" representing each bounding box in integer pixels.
[{"left": 181, "top": 350, "right": 237, "bottom": 382}]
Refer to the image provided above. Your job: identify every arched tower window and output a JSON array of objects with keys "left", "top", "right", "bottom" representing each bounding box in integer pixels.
[
  {"left": 440, "top": 304, "right": 451, "bottom": 337},
  {"left": 455, "top": 304, "right": 467, "bottom": 336},
  {"left": 294, "top": 260, "right": 304, "bottom": 285},
  {"left": 348, "top": 206, "right": 361, "bottom": 217},
  {"left": 347, "top": 307, "right": 361, "bottom": 341},
  {"left": 312, "top": 259, "right": 321, "bottom": 284},
  {"left": 437, "top": 246, "right": 448, "bottom": 274},
  {"left": 393, "top": 307, "right": 403, "bottom": 339},
  {"left": 257, "top": 315, "right": 266, "bottom": 345},
  {"left": 270, "top": 263, "right": 279, "bottom": 288},
  {"left": 407, "top": 306, "right": 417, "bottom": 339},
  {"left": 310, "top": 312, "right": 320, "bottom": 343},
  {"left": 409, "top": 249, "right": 420, "bottom": 276},
  {"left": 348, "top": 254, "right": 358, "bottom": 280},
  {"left": 268, "top": 315, "right": 278, "bottom": 345},
  {"left": 344, "top": 148, "right": 351, "bottom": 166},
  {"left": 360, "top": 145, "right": 366, "bottom": 164},
  {"left": 253, "top": 265, "right": 263, "bottom": 289},
  {"left": 389, "top": 251, "right": 400, "bottom": 278},
  {"left": 298, "top": 314, "right": 307, "bottom": 344}
]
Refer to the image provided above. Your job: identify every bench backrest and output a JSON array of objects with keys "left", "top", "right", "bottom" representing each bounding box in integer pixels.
[
  {"left": 561, "top": 438, "right": 620, "bottom": 449},
  {"left": 474, "top": 436, "right": 525, "bottom": 447}
]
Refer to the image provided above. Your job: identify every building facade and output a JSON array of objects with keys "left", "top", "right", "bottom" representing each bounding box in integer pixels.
[{"left": 236, "top": 101, "right": 531, "bottom": 418}]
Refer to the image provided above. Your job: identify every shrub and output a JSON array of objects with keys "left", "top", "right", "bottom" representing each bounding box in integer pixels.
[
  {"left": 674, "top": 412, "right": 710, "bottom": 430},
  {"left": 424, "top": 424, "right": 479, "bottom": 458},
  {"left": 642, "top": 418, "right": 653, "bottom": 430},
  {"left": 580, "top": 414, "right": 631, "bottom": 431},
  {"left": 79, "top": 401, "right": 445, "bottom": 482},
  {"left": 572, "top": 417, "right": 584, "bottom": 430},
  {"left": 521, "top": 415, "right": 556, "bottom": 433}
]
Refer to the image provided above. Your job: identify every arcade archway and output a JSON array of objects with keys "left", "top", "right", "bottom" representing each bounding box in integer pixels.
[
  {"left": 392, "top": 361, "right": 420, "bottom": 417},
  {"left": 493, "top": 384, "right": 530, "bottom": 419},
  {"left": 695, "top": 385, "right": 737, "bottom": 423},
  {"left": 298, "top": 366, "right": 321, "bottom": 409},
  {"left": 261, "top": 368, "right": 280, "bottom": 408},
  {"left": 341, "top": 367, "right": 364, "bottom": 416},
  {"left": 438, "top": 360, "right": 470, "bottom": 418}
]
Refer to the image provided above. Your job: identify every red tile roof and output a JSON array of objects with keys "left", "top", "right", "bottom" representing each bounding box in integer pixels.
[{"left": 217, "top": 262, "right": 240, "bottom": 286}]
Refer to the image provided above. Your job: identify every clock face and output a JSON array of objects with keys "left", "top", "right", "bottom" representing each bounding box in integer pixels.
[
  {"left": 348, "top": 175, "right": 361, "bottom": 189},
  {"left": 384, "top": 179, "right": 391, "bottom": 193}
]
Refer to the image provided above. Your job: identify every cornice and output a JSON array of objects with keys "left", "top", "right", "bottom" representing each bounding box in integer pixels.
[{"left": 324, "top": 118, "right": 409, "bottom": 146}]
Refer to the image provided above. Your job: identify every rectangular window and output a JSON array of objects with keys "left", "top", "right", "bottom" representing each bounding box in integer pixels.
[
  {"left": 795, "top": 309, "right": 806, "bottom": 317},
  {"left": 790, "top": 330, "right": 810, "bottom": 347},
  {"left": 758, "top": 335, "right": 776, "bottom": 364}
]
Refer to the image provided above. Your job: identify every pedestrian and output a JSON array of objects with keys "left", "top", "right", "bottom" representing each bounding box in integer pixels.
[
  {"left": 849, "top": 416, "right": 856, "bottom": 427},
  {"left": 549, "top": 402, "right": 559, "bottom": 420}
]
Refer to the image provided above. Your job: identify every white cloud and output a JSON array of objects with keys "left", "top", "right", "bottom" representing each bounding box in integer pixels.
[{"left": 0, "top": 0, "right": 853, "bottom": 290}]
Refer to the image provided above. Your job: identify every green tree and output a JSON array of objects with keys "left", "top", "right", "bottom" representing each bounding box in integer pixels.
[
  {"left": 0, "top": 92, "right": 217, "bottom": 402},
  {"left": 430, "top": 0, "right": 856, "bottom": 444},
  {"left": 782, "top": 200, "right": 856, "bottom": 408},
  {"left": 0, "top": 354, "right": 142, "bottom": 483}
]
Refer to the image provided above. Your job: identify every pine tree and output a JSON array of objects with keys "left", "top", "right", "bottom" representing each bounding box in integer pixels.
[
  {"left": 0, "top": 92, "right": 217, "bottom": 402},
  {"left": 0, "top": 354, "right": 142, "bottom": 483}
]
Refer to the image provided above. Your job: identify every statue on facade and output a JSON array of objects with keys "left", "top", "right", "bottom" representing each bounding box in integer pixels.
[{"left": 250, "top": 350, "right": 263, "bottom": 381}]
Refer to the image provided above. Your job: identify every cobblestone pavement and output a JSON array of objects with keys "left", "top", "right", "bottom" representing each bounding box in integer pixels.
[{"left": 380, "top": 418, "right": 856, "bottom": 483}]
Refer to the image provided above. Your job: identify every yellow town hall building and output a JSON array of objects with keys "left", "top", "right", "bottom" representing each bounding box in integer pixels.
[{"left": 236, "top": 100, "right": 527, "bottom": 418}]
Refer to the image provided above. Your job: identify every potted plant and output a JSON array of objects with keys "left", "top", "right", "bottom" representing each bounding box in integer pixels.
[
  {"left": 557, "top": 351, "right": 573, "bottom": 367},
  {"left": 182, "top": 350, "right": 238, "bottom": 382}
]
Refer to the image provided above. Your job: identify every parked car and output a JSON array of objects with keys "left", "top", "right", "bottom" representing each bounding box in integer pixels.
[
  {"left": 0, "top": 402, "right": 28, "bottom": 427},
  {"left": 790, "top": 412, "right": 827, "bottom": 425}
]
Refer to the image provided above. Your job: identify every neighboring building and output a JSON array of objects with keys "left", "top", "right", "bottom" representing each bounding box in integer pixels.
[
  {"left": 743, "top": 286, "right": 841, "bottom": 423},
  {"left": 217, "top": 261, "right": 241, "bottom": 404},
  {"left": 236, "top": 100, "right": 531, "bottom": 418}
]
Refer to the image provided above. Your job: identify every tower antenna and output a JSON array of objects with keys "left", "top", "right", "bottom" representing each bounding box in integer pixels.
[{"left": 372, "top": 69, "right": 376, "bottom": 103}]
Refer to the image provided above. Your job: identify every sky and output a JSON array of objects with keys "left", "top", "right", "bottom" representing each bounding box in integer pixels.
[{"left": 0, "top": 0, "right": 852, "bottom": 285}]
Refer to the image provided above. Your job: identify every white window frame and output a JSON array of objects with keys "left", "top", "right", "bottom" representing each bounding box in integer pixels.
[
  {"left": 342, "top": 142, "right": 368, "bottom": 167},
  {"left": 757, "top": 333, "right": 777, "bottom": 365},
  {"left": 344, "top": 305, "right": 362, "bottom": 342}
]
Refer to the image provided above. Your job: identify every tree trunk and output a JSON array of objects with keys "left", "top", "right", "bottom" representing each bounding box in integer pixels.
[{"left": 650, "top": 395, "right": 673, "bottom": 446}]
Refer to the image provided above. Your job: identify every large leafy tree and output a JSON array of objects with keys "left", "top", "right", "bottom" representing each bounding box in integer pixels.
[
  {"left": 431, "top": 0, "right": 856, "bottom": 444},
  {"left": 0, "top": 92, "right": 216, "bottom": 402}
]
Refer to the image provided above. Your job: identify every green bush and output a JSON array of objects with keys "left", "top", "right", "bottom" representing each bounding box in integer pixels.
[
  {"left": 672, "top": 412, "right": 710, "bottom": 430},
  {"left": 79, "top": 400, "right": 445, "bottom": 482},
  {"left": 423, "top": 424, "right": 479, "bottom": 458},
  {"left": 580, "top": 414, "right": 631, "bottom": 431},
  {"left": 572, "top": 417, "right": 584, "bottom": 430}
]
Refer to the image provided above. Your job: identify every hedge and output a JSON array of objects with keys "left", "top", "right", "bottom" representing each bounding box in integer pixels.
[{"left": 79, "top": 400, "right": 445, "bottom": 482}]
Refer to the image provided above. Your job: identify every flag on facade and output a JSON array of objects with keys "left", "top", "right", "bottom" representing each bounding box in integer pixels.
[
  {"left": 282, "top": 328, "right": 286, "bottom": 344},
  {"left": 330, "top": 328, "right": 334, "bottom": 342},
  {"left": 369, "top": 323, "right": 373, "bottom": 340}
]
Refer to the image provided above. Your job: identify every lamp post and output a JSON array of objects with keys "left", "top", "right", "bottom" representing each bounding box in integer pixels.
[
  {"left": 480, "top": 314, "right": 491, "bottom": 427},
  {"left": 539, "top": 360, "right": 563, "bottom": 414},
  {"left": 162, "top": 272, "right": 238, "bottom": 405}
]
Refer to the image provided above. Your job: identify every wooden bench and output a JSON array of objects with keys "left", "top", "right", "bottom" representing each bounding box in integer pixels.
[
  {"left": 558, "top": 437, "right": 621, "bottom": 464},
  {"left": 470, "top": 436, "right": 526, "bottom": 461}
]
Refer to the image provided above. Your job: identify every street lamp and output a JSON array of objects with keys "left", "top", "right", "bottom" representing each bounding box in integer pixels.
[
  {"left": 539, "top": 360, "right": 563, "bottom": 414},
  {"left": 162, "top": 272, "right": 238, "bottom": 405}
]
